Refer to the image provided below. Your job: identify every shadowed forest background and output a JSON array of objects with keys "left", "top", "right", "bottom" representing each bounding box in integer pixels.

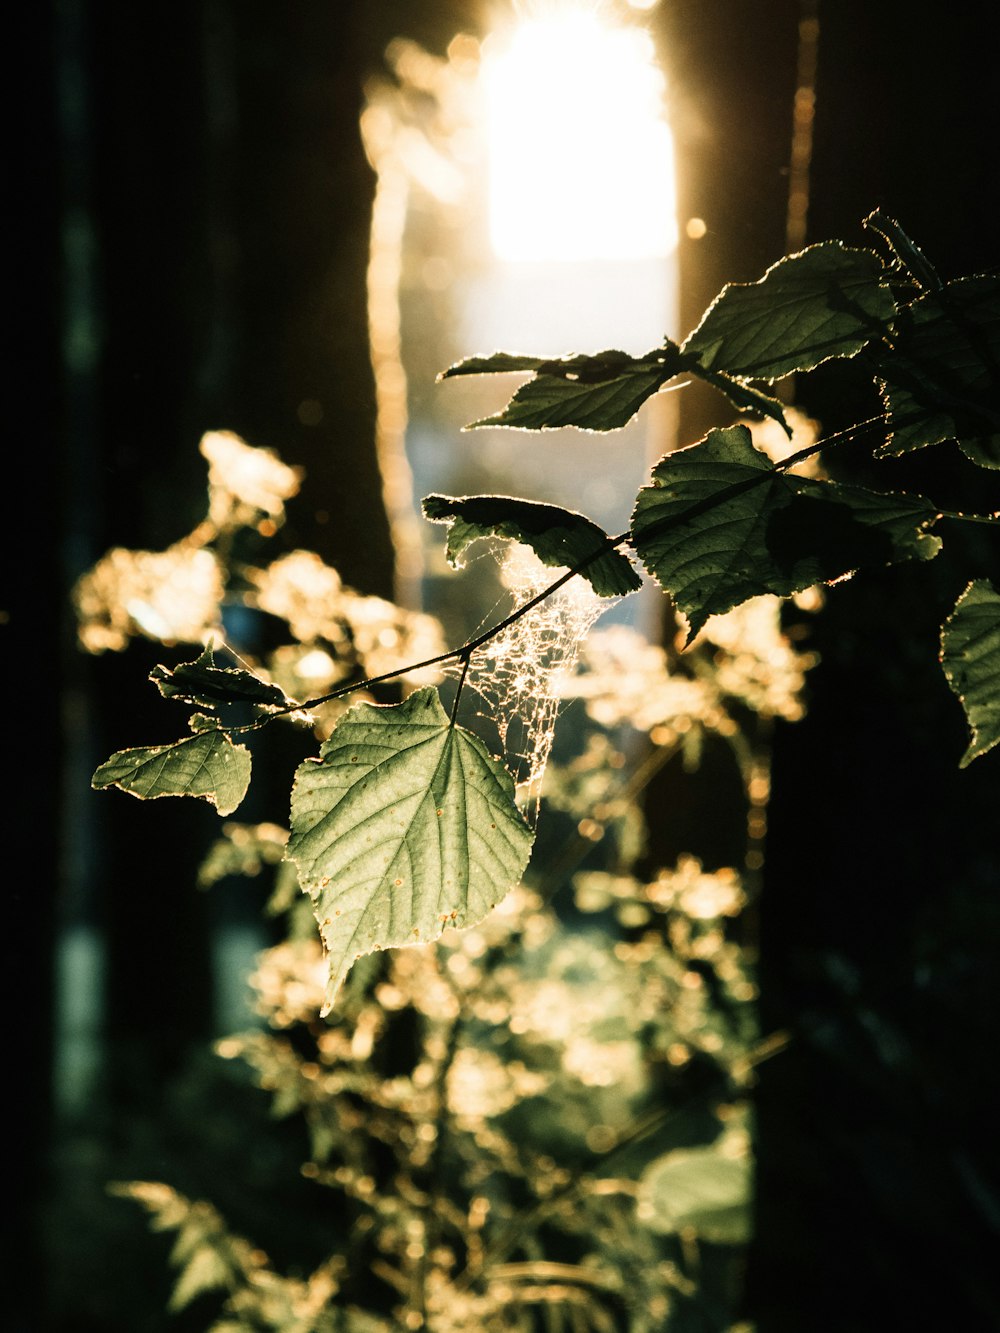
[{"left": 18, "top": 1, "right": 1000, "bottom": 1329}]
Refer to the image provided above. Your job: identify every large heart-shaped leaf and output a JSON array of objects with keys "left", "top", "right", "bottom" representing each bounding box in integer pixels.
[
  {"left": 288, "top": 687, "right": 534, "bottom": 1013},
  {"left": 631, "top": 425, "right": 941, "bottom": 641}
]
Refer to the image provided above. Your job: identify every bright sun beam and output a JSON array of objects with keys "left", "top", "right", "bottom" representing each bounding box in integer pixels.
[{"left": 484, "top": 6, "right": 677, "bottom": 262}]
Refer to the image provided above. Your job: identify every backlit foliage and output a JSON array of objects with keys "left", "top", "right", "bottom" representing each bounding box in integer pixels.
[{"left": 83, "top": 211, "right": 997, "bottom": 1329}]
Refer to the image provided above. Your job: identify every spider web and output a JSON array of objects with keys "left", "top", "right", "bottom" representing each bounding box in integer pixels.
[{"left": 447, "top": 543, "right": 620, "bottom": 824}]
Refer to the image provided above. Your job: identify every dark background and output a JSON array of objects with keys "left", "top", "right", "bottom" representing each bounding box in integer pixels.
[{"left": 18, "top": 2, "right": 1000, "bottom": 1329}]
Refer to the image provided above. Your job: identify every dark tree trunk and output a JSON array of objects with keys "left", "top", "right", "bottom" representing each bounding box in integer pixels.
[
  {"left": 751, "top": 5, "right": 1000, "bottom": 1328},
  {"left": 31, "top": 6, "right": 463, "bottom": 1326}
]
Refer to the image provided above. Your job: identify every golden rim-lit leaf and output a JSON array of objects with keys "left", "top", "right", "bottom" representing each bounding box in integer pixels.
[{"left": 288, "top": 687, "right": 534, "bottom": 1013}]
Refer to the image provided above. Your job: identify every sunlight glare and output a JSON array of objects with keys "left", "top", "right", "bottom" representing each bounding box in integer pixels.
[{"left": 484, "top": 8, "right": 676, "bottom": 261}]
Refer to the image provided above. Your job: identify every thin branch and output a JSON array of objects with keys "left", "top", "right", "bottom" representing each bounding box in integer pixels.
[{"left": 224, "top": 410, "right": 930, "bottom": 738}]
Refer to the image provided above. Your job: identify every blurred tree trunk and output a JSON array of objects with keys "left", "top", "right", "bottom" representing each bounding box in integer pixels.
[{"left": 32, "top": 6, "right": 471, "bottom": 1324}]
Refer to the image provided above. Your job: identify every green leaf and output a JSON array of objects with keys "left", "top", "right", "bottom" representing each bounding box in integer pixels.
[
  {"left": 459, "top": 346, "right": 681, "bottom": 432},
  {"left": 440, "top": 346, "right": 659, "bottom": 381},
  {"left": 639, "top": 1145, "right": 752, "bottom": 1244},
  {"left": 687, "top": 367, "right": 791, "bottom": 436},
  {"left": 862, "top": 210, "right": 942, "bottom": 291},
  {"left": 92, "top": 729, "right": 252, "bottom": 816},
  {"left": 631, "top": 424, "right": 941, "bottom": 642},
  {"left": 151, "top": 645, "right": 292, "bottom": 711},
  {"left": 288, "top": 687, "right": 534, "bottom": 1013},
  {"left": 956, "top": 435, "right": 1000, "bottom": 470},
  {"left": 940, "top": 580, "right": 1000, "bottom": 766},
  {"left": 421, "top": 494, "right": 641, "bottom": 598},
  {"left": 439, "top": 351, "right": 564, "bottom": 378},
  {"left": 877, "top": 274, "right": 1000, "bottom": 467},
  {"left": 682, "top": 241, "right": 896, "bottom": 381},
  {"left": 168, "top": 1247, "right": 233, "bottom": 1313}
]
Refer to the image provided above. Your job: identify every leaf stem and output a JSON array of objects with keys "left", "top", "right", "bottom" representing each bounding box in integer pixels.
[
  {"left": 449, "top": 652, "right": 471, "bottom": 726},
  {"left": 934, "top": 509, "right": 1000, "bottom": 527}
]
